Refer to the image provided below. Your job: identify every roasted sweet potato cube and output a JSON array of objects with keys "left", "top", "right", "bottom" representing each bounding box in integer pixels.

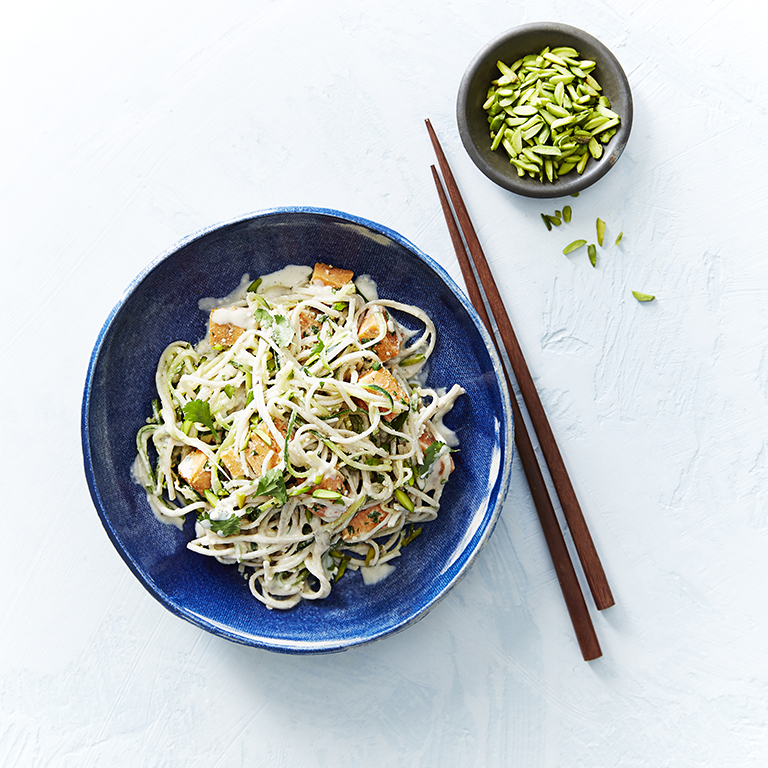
[
  {"left": 220, "top": 447, "right": 247, "bottom": 478},
  {"left": 209, "top": 310, "right": 245, "bottom": 348},
  {"left": 245, "top": 431, "right": 282, "bottom": 476},
  {"left": 312, "top": 262, "right": 353, "bottom": 289},
  {"left": 341, "top": 504, "right": 386, "bottom": 541},
  {"left": 358, "top": 367, "right": 408, "bottom": 421},
  {"left": 298, "top": 307, "right": 322, "bottom": 337},
  {"left": 178, "top": 449, "right": 212, "bottom": 491},
  {"left": 220, "top": 421, "right": 285, "bottom": 479},
  {"left": 358, "top": 309, "right": 401, "bottom": 362}
]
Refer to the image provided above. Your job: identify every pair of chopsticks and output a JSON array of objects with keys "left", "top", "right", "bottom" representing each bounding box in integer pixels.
[{"left": 425, "top": 119, "right": 613, "bottom": 662}]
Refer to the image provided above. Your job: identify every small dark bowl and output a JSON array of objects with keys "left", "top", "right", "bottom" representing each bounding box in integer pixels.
[{"left": 457, "top": 22, "right": 633, "bottom": 199}]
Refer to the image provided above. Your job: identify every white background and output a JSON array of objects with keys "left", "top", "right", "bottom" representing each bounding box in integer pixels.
[{"left": 3, "top": 0, "right": 767, "bottom": 765}]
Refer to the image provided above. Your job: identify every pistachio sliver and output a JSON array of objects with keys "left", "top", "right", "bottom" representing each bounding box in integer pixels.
[
  {"left": 394, "top": 488, "right": 415, "bottom": 513},
  {"left": 588, "top": 244, "right": 597, "bottom": 267},
  {"left": 632, "top": 291, "right": 655, "bottom": 302},
  {"left": 563, "top": 239, "right": 587, "bottom": 255},
  {"left": 529, "top": 144, "right": 562, "bottom": 156},
  {"left": 596, "top": 217, "right": 606, "bottom": 247},
  {"left": 312, "top": 488, "right": 344, "bottom": 500},
  {"left": 482, "top": 45, "right": 621, "bottom": 183}
]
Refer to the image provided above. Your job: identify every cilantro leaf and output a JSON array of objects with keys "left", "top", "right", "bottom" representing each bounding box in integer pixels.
[
  {"left": 253, "top": 309, "right": 293, "bottom": 347},
  {"left": 183, "top": 400, "right": 220, "bottom": 443},
  {"left": 197, "top": 512, "right": 241, "bottom": 537},
  {"left": 254, "top": 467, "right": 288, "bottom": 504},
  {"left": 253, "top": 308, "right": 272, "bottom": 327},
  {"left": 209, "top": 513, "right": 242, "bottom": 537},
  {"left": 272, "top": 314, "right": 294, "bottom": 347},
  {"left": 417, "top": 440, "right": 447, "bottom": 477},
  {"left": 389, "top": 410, "right": 408, "bottom": 431}
]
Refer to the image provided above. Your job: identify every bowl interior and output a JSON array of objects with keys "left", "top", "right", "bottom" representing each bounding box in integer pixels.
[
  {"left": 457, "top": 22, "right": 633, "bottom": 198},
  {"left": 82, "top": 208, "right": 513, "bottom": 653}
]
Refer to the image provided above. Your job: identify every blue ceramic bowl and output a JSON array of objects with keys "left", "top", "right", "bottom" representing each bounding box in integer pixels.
[{"left": 82, "top": 208, "right": 513, "bottom": 653}]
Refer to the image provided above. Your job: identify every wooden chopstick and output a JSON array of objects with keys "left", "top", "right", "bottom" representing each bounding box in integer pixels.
[
  {"left": 430, "top": 165, "right": 602, "bottom": 661},
  {"left": 425, "top": 119, "right": 614, "bottom": 611}
]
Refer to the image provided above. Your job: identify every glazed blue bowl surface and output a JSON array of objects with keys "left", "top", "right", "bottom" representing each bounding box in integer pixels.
[{"left": 82, "top": 207, "right": 513, "bottom": 653}]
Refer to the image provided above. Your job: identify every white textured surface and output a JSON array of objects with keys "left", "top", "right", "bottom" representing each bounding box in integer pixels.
[{"left": 3, "top": 0, "right": 767, "bottom": 765}]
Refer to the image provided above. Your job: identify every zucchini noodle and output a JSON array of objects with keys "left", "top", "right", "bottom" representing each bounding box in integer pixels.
[{"left": 133, "top": 263, "right": 464, "bottom": 609}]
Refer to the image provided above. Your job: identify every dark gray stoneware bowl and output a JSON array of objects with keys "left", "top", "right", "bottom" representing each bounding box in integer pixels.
[
  {"left": 457, "top": 22, "right": 633, "bottom": 199},
  {"left": 82, "top": 207, "right": 514, "bottom": 654}
]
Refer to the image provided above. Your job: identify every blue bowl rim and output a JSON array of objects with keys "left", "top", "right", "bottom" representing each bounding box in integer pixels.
[{"left": 81, "top": 206, "right": 515, "bottom": 653}]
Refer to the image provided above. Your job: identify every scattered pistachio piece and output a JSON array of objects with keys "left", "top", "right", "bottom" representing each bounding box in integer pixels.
[
  {"left": 563, "top": 205, "right": 572, "bottom": 223},
  {"left": 632, "top": 291, "right": 655, "bottom": 302},
  {"left": 596, "top": 217, "right": 606, "bottom": 247},
  {"left": 541, "top": 213, "right": 552, "bottom": 231},
  {"left": 588, "top": 243, "right": 597, "bottom": 267},
  {"left": 615, "top": 232, "right": 623, "bottom": 245},
  {"left": 563, "top": 239, "right": 587, "bottom": 255}
]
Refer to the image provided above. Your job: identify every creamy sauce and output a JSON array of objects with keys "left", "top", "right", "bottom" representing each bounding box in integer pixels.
[
  {"left": 360, "top": 562, "right": 395, "bottom": 585},
  {"left": 260, "top": 265, "right": 313, "bottom": 297},
  {"left": 433, "top": 416, "right": 460, "bottom": 448},
  {"left": 210, "top": 306, "right": 255, "bottom": 329},
  {"left": 198, "top": 273, "right": 252, "bottom": 312},
  {"left": 355, "top": 274, "right": 379, "bottom": 302},
  {"left": 432, "top": 385, "right": 463, "bottom": 447}
]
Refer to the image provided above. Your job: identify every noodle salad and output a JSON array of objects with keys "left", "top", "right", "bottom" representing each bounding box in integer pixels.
[{"left": 133, "top": 263, "right": 464, "bottom": 609}]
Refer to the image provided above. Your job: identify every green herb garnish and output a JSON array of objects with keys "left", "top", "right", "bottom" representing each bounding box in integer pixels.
[
  {"left": 417, "top": 440, "right": 447, "bottom": 477},
  {"left": 202, "top": 513, "right": 242, "bottom": 537},
  {"left": 183, "top": 400, "right": 219, "bottom": 443},
  {"left": 253, "top": 467, "right": 288, "bottom": 504}
]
